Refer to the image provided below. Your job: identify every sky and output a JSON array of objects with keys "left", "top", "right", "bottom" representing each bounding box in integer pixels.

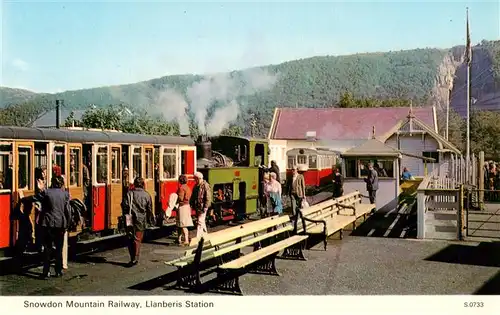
[{"left": 1, "top": 0, "right": 499, "bottom": 93}]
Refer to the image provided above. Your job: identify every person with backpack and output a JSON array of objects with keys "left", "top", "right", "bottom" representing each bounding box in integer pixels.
[{"left": 36, "top": 175, "right": 71, "bottom": 279}]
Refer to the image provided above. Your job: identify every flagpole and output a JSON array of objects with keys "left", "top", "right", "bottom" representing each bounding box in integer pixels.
[{"left": 465, "top": 7, "right": 471, "bottom": 183}]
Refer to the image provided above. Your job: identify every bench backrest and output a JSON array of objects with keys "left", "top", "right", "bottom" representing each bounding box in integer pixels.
[
  {"left": 188, "top": 215, "right": 281, "bottom": 247},
  {"left": 336, "top": 190, "right": 362, "bottom": 206},
  {"left": 207, "top": 215, "right": 291, "bottom": 247},
  {"left": 301, "top": 198, "right": 337, "bottom": 218}
]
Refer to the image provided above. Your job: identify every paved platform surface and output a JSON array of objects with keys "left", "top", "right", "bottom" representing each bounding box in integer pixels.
[{"left": 1, "top": 232, "right": 499, "bottom": 296}]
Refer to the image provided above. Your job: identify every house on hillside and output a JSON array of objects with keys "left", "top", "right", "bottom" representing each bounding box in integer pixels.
[
  {"left": 32, "top": 109, "right": 85, "bottom": 128},
  {"left": 267, "top": 106, "right": 461, "bottom": 177}
]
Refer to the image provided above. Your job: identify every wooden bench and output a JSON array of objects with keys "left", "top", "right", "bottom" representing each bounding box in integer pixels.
[
  {"left": 294, "top": 191, "right": 375, "bottom": 250},
  {"left": 336, "top": 190, "right": 376, "bottom": 221},
  {"left": 164, "top": 215, "right": 308, "bottom": 294}
]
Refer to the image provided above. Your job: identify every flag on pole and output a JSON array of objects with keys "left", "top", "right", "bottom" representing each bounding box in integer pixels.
[{"left": 465, "top": 7, "right": 472, "bottom": 65}]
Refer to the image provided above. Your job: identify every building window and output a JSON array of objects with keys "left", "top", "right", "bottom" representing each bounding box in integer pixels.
[
  {"left": 347, "top": 158, "right": 395, "bottom": 178},
  {"left": 0, "top": 145, "right": 13, "bottom": 190},
  {"left": 96, "top": 146, "right": 108, "bottom": 184},
  {"left": 163, "top": 148, "right": 176, "bottom": 179},
  {"left": 423, "top": 151, "right": 439, "bottom": 163},
  {"left": 132, "top": 147, "right": 142, "bottom": 179},
  {"left": 145, "top": 148, "right": 153, "bottom": 180},
  {"left": 111, "top": 147, "right": 120, "bottom": 183},
  {"left": 69, "top": 147, "right": 81, "bottom": 187},
  {"left": 345, "top": 158, "right": 357, "bottom": 178},
  {"left": 308, "top": 155, "right": 317, "bottom": 169},
  {"left": 18, "top": 147, "right": 32, "bottom": 190},
  {"left": 374, "top": 160, "right": 394, "bottom": 178}
]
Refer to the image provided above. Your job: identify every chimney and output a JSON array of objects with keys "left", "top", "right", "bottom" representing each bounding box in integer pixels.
[
  {"left": 55, "top": 100, "right": 61, "bottom": 129},
  {"left": 196, "top": 135, "right": 212, "bottom": 160}
]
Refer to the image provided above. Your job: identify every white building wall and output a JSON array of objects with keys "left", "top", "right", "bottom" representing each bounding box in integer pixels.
[
  {"left": 268, "top": 139, "right": 288, "bottom": 172},
  {"left": 385, "top": 134, "right": 440, "bottom": 177}
]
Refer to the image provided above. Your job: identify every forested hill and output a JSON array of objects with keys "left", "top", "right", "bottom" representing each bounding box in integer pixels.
[{"left": 1, "top": 40, "right": 499, "bottom": 137}]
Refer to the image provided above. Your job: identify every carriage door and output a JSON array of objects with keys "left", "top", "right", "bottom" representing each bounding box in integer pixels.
[
  {"left": 180, "top": 146, "right": 196, "bottom": 189},
  {"left": 0, "top": 143, "right": 13, "bottom": 249},
  {"left": 108, "top": 146, "right": 122, "bottom": 229},
  {"left": 144, "top": 146, "right": 156, "bottom": 215},
  {"left": 68, "top": 145, "right": 83, "bottom": 200},
  {"left": 92, "top": 145, "right": 108, "bottom": 232}
]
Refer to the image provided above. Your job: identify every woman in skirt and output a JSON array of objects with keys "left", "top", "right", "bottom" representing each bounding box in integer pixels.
[{"left": 176, "top": 174, "right": 194, "bottom": 245}]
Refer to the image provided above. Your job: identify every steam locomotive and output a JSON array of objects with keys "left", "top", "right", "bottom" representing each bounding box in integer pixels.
[{"left": 195, "top": 135, "right": 269, "bottom": 224}]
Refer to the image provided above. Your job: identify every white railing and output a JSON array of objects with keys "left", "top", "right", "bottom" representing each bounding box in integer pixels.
[{"left": 416, "top": 154, "right": 478, "bottom": 239}]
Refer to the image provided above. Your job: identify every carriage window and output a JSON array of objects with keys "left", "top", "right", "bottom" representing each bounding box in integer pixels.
[
  {"left": 297, "top": 154, "right": 307, "bottom": 165},
  {"left": 69, "top": 147, "right": 81, "bottom": 187},
  {"left": 111, "top": 148, "right": 120, "bottom": 183},
  {"left": 145, "top": 148, "right": 153, "bottom": 180},
  {"left": 96, "top": 146, "right": 108, "bottom": 184},
  {"left": 308, "top": 155, "right": 317, "bottom": 169},
  {"left": 0, "top": 145, "right": 13, "bottom": 190},
  {"left": 132, "top": 147, "right": 142, "bottom": 179},
  {"left": 287, "top": 156, "right": 295, "bottom": 169},
  {"left": 18, "top": 147, "right": 32, "bottom": 190},
  {"left": 163, "top": 148, "right": 176, "bottom": 179},
  {"left": 53, "top": 145, "right": 66, "bottom": 177},
  {"left": 345, "top": 158, "right": 357, "bottom": 178},
  {"left": 34, "top": 143, "right": 47, "bottom": 169}
]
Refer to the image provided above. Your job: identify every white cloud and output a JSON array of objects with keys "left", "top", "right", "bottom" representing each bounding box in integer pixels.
[{"left": 12, "top": 58, "right": 29, "bottom": 72}]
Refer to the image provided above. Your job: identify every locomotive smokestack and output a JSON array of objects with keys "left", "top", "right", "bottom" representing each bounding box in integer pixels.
[
  {"left": 55, "top": 100, "right": 61, "bottom": 129},
  {"left": 196, "top": 134, "right": 212, "bottom": 160}
]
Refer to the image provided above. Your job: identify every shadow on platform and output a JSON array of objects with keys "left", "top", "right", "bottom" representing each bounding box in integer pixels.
[
  {"left": 424, "top": 242, "right": 500, "bottom": 268},
  {"left": 474, "top": 270, "right": 500, "bottom": 295},
  {"left": 349, "top": 210, "right": 417, "bottom": 239}
]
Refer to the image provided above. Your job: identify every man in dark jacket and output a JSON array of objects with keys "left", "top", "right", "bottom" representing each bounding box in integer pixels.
[
  {"left": 37, "top": 175, "right": 71, "bottom": 279},
  {"left": 332, "top": 168, "right": 343, "bottom": 198},
  {"left": 269, "top": 160, "right": 280, "bottom": 184},
  {"left": 365, "top": 163, "right": 379, "bottom": 213},
  {"left": 122, "top": 177, "right": 153, "bottom": 266}
]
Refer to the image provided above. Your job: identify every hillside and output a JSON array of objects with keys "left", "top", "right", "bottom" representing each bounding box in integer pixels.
[
  {"left": 1, "top": 40, "right": 499, "bottom": 137},
  {"left": 0, "top": 87, "right": 44, "bottom": 106}
]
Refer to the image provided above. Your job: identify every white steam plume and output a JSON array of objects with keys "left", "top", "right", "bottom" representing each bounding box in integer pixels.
[
  {"left": 154, "top": 90, "right": 190, "bottom": 135},
  {"left": 105, "top": 66, "right": 278, "bottom": 137},
  {"left": 190, "top": 68, "right": 278, "bottom": 135},
  {"left": 206, "top": 100, "right": 239, "bottom": 136}
]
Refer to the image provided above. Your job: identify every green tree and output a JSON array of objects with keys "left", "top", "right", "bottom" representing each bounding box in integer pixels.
[
  {"left": 221, "top": 124, "right": 243, "bottom": 137},
  {"left": 468, "top": 111, "right": 500, "bottom": 160}
]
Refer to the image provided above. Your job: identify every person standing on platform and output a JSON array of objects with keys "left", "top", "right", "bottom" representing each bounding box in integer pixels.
[
  {"left": 332, "top": 168, "right": 344, "bottom": 198},
  {"left": 190, "top": 172, "right": 212, "bottom": 239},
  {"left": 288, "top": 166, "right": 306, "bottom": 216},
  {"left": 269, "top": 160, "right": 281, "bottom": 184},
  {"left": 175, "top": 174, "right": 194, "bottom": 245},
  {"left": 365, "top": 163, "right": 379, "bottom": 213},
  {"left": 36, "top": 175, "right": 71, "bottom": 279},
  {"left": 121, "top": 177, "right": 154, "bottom": 266}
]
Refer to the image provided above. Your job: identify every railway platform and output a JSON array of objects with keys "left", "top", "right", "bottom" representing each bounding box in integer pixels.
[{"left": 1, "top": 225, "right": 498, "bottom": 295}]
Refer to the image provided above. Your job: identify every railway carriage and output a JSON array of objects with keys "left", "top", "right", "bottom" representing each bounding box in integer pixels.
[
  {"left": 0, "top": 126, "right": 270, "bottom": 257},
  {"left": 286, "top": 148, "right": 339, "bottom": 188},
  {"left": 0, "top": 126, "right": 196, "bottom": 254}
]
